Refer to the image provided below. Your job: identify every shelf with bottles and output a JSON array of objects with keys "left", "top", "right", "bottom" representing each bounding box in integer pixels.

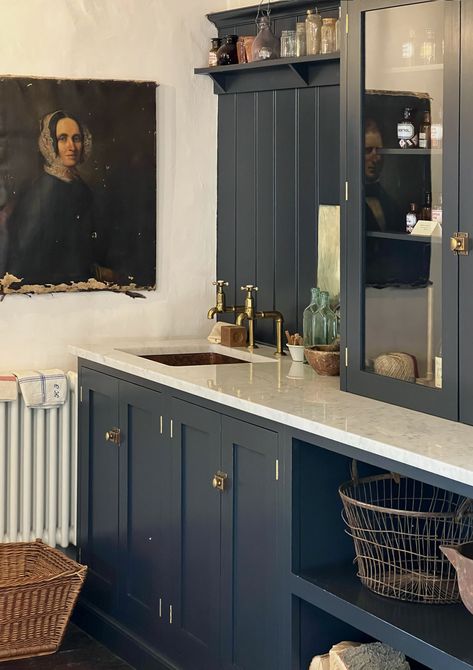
[
  {"left": 377, "top": 148, "right": 442, "bottom": 156},
  {"left": 194, "top": 52, "right": 340, "bottom": 94},
  {"left": 366, "top": 230, "right": 441, "bottom": 244}
]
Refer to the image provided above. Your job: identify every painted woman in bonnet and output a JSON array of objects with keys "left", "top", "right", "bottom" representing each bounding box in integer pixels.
[{"left": 6, "top": 109, "right": 98, "bottom": 286}]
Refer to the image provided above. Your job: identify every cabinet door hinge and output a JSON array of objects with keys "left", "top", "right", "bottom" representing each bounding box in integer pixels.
[
  {"left": 170, "top": 419, "right": 173, "bottom": 439},
  {"left": 346, "top": 13, "right": 349, "bottom": 35},
  {"left": 345, "top": 181, "right": 349, "bottom": 202},
  {"left": 345, "top": 347, "right": 349, "bottom": 368},
  {"left": 80, "top": 386, "right": 83, "bottom": 403},
  {"left": 158, "top": 598, "right": 162, "bottom": 618},
  {"left": 160, "top": 415, "right": 163, "bottom": 435},
  {"left": 275, "top": 459, "right": 279, "bottom": 481},
  {"left": 169, "top": 604, "right": 173, "bottom": 624}
]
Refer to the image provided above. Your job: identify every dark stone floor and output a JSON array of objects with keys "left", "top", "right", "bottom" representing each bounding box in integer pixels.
[{"left": 0, "top": 624, "right": 134, "bottom": 669}]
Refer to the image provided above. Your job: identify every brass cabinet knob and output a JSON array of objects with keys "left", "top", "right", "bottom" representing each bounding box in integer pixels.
[
  {"left": 105, "top": 428, "right": 121, "bottom": 445},
  {"left": 212, "top": 471, "right": 228, "bottom": 492},
  {"left": 450, "top": 232, "right": 469, "bottom": 255}
]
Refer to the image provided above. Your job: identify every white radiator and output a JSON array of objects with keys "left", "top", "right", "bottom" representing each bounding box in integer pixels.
[{"left": 0, "top": 371, "right": 78, "bottom": 548}]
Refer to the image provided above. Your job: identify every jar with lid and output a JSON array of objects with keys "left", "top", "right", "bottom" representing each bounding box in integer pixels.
[
  {"left": 252, "top": 15, "right": 280, "bottom": 61},
  {"left": 208, "top": 38, "right": 222, "bottom": 67},
  {"left": 296, "top": 22, "right": 306, "bottom": 57},
  {"left": 306, "top": 9, "right": 322, "bottom": 56},
  {"left": 216, "top": 35, "right": 239, "bottom": 66},
  {"left": 281, "top": 30, "right": 297, "bottom": 58},
  {"left": 321, "top": 17, "right": 337, "bottom": 54}
]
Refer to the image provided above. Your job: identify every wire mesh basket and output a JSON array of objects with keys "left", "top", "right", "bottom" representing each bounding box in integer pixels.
[{"left": 339, "top": 466, "right": 473, "bottom": 604}]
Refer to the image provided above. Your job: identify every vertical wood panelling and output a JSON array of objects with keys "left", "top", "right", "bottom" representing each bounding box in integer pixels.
[
  {"left": 256, "top": 91, "right": 276, "bottom": 343},
  {"left": 274, "top": 90, "right": 298, "bottom": 335},
  {"left": 235, "top": 94, "right": 257, "bottom": 297},
  {"left": 217, "top": 95, "right": 237, "bottom": 320},
  {"left": 296, "top": 88, "right": 318, "bottom": 334},
  {"left": 217, "top": 84, "right": 340, "bottom": 346}
]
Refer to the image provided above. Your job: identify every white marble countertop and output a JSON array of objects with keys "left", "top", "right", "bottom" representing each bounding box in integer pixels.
[{"left": 70, "top": 338, "right": 473, "bottom": 488}]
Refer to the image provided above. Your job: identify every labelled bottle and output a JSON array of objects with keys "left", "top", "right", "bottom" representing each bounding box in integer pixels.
[
  {"left": 306, "top": 9, "right": 322, "bottom": 55},
  {"left": 432, "top": 193, "right": 443, "bottom": 225},
  {"left": 421, "top": 191, "right": 432, "bottom": 221},
  {"left": 419, "top": 111, "right": 431, "bottom": 149},
  {"left": 435, "top": 343, "right": 442, "bottom": 389},
  {"left": 431, "top": 107, "right": 443, "bottom": 149},
  {"left": 406, "top": 203, "right": 418, "bottom": 233},
  {"left": 216, "top": 35, "right": 239, "bottom": 66},
  {"left": 398, "top": 107, "right": 418, "bottom": 148},
  {"left": 252, "top": 16, "right": 280, "bottom": 61},
  {"left": 296, "top": 22, "right": 306, "bottom": 57},
  {"left": 303, "top": 287, "right": 321, "bottom": 347}
]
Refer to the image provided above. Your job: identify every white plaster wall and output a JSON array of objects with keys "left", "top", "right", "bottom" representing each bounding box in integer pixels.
[{"left": 0, "top": 0, "right": 223, "bottom": 371}]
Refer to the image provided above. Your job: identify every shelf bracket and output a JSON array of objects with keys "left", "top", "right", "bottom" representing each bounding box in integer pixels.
[
  {"left": 207, "top": 73, "right": 226, "bottom": 95},
  {"left": 288, "top": 63, "right": 310, "bottom": 86}
]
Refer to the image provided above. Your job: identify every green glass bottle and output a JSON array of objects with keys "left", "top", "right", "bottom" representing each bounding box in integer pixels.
[
  {"left": 303, "top": 287, "right": 321, "bottom": 347},
  {"left": 313, "top": 291, "right": 337, "bottom": 345}
]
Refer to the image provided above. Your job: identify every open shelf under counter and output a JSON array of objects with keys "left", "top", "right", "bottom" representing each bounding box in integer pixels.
[
  {"left": 194, "top": 52, "right": 340, "bottom": 94},
  {"left": 292, "top": 564, "right": 473, "bottom": 670}
]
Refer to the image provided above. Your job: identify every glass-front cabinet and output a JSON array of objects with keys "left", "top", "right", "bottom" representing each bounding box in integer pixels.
[{"left": 342, "top": 0, "right": 463, "bottom": 420}]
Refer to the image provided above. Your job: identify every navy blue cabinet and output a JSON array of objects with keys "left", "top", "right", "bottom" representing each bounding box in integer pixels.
[
  {"left": 78, "top": 366, "right": 281, "bottom": 670},
  {"left": 169, "top": 398, "right": 280, "bottom": 670}
]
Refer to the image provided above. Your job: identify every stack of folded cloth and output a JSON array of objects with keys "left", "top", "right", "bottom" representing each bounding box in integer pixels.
[
  {"left": 14, "top": 370, "right": 68, "bottom": 408},
  {"left": 0, "top": 374, "right": 18, "bottom": 402}
]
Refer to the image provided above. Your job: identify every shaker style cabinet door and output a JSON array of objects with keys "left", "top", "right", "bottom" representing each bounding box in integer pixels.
[
  {"left": 169, "top": 398, "right": 222, "bottom": 670},
  {"left": 343, "top": 0, "right": 460, "bottom": 419},
  {"left": 78, "top": 368, "right": 120, "bottom": 617},
  {"left": 220, "top": 417, "right": 280, "bottom": 670},
  {"left": 117, "top": 381, "right": 172, "bottom": 649}
]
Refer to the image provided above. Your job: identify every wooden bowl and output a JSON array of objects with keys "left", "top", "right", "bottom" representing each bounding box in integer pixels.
[{"left": 305, "top": 346, "right": 340, "bottom": 376}]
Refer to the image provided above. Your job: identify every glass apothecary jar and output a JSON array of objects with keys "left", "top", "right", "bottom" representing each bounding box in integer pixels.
[{"left": 252, "top": 16, "right": 280, "bottom": 61}]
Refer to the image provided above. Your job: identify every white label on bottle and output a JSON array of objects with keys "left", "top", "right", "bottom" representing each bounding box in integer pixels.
[
  {"left": 406, "top": 213, "right": 417, "bottom": 233},
  {"left": 419, "top": 133, "right": 428, "bottom": 149},
  {"left": 435, "top": 356, "right": 442, "bottom": 389},
  {"left": 398, "top": 122, "right": 415, "bottom": 140},
  {"left": 432, "top": 207, "right": 443, "bottom": 224},
  {"left": 431, "top": 124, "right": 443, "bottom": 147},
  {"left": 208, "top": 53, "right": 218, "bottom": 67}
]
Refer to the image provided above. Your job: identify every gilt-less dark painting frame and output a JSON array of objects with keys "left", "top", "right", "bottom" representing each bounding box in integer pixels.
[{"left": 0, "top": 76, "right": 157, "bottom": 294}]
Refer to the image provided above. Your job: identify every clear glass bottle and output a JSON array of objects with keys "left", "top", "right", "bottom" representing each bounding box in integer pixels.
[
  {"left": 401, "top": 28, "right": 416, "bottom": 67},
  {"left": 303, "top": 287, "right": 321, "bottom": 347},
  {"left": 419, "top": 110, "right": 431, "bottom": 149},
  {"left": 252, "top": 16, "right": 280, "bottom": 61},
  {"left": 432, "top": 193, "right": 443, "bottom": 225},
  {"left": 431, "top": 107, "right": 443, "bottom": 149},
  {"left": 321, "top": 17, "right": 337, "bottom": 54},
  {"left": 335, "top": 6, "right": 341, "bottom": 52},
  {"left": 208, "top": 38, "right": 222, "bottom": 67},
  {"left": 296, "top": 22, "right": 306, "bottom": 57},
  {"left": 306, "top": 9, "right": 322, "bottom": 56},
  {"left": 280, "top": 30, "right": 297, "bottom": 58},
  {"left": 406, "top": 202, "right": 418, "bottom": 233},
  {"left": 419, "top": 28, "right": 436, "bottom": 65},
  {"left": 313, "top": 291, "right": 337, "bottom": 345}
]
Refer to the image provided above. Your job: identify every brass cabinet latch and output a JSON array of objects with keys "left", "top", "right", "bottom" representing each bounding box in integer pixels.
[
  {"left": 212, "top": 471, "right": 228, "bottom": 492},
  {"left": 105, "top": 428, "right": 121, "bottom": 445},
  {"left": 450, "top": 232, "right": 469, "bottom": 255}
]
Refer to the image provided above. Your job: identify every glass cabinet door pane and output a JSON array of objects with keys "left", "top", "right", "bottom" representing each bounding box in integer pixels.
[{"left": 363, "top": 1, "right": 445, "bottom": 389}]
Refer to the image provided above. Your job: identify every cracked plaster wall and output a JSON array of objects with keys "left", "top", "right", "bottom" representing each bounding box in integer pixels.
[{"left": 0, "top": 0, "right": 225, "bottom": 370}]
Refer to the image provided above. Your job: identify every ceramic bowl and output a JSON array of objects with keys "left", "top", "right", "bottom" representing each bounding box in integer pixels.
[
  {"left": 305, "top": 346, "right": 340, "bottom": 376},
  {"left": 287, "top": 344, "right": 305, "bottom": 362}
]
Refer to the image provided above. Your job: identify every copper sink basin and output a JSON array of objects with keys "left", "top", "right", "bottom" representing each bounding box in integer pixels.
[{"left": 140, "top": 352, "right": 248, "bottom": 366}]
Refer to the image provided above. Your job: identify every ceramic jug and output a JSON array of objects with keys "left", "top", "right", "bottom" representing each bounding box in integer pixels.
[{"left": 440, "top": 542, "right": 473, "bottom": 615}]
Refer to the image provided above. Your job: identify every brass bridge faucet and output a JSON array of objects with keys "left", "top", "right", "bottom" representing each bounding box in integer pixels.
[
  {"left": 236, "top": 285, "right": 285, "bottom": 356},
  {"left": 207, "top": 280, "right": 244, "bottom": 319}
]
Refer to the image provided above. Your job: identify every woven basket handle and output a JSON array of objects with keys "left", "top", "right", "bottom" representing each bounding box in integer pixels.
[{"left": 350, "top": 459, "right": 400, "bottom": 485}]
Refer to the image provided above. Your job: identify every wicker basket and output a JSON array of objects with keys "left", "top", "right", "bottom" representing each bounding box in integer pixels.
[
  {"left": 0, "top": 539, "right": 87, "bottom": 662},
  {"left": 339, "top": 468, "right": 473, "bottom": 604}
]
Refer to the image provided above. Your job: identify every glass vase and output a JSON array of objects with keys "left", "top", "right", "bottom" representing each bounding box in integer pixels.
[
  {"left": 303, "top": 287, "right": 321, "bottom": 347},
  {"left": 313, "top": 291, "right": 337, "bottom": 345}
]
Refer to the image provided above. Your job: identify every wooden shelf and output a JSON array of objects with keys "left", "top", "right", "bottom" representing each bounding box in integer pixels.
[
  {"left": 367, "top": 231, "right": 441, "bottom": 243},
  {"left": 378, "top": 148, "right": 442, "bottom": 156},
  {"left": 194, "top": 53, "right": 340, "bottom": 94},
  {"left": 292, "top": 564, "right": 473, "bottom": 670}
]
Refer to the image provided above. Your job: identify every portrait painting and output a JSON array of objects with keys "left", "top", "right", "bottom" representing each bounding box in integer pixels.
[{"left": 0, "top": 76, "right": 157, "bottom": 294}]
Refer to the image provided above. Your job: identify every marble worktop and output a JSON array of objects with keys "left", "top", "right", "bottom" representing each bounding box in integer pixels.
[{"left": 70, "top": 338, "right": 473, "bottom": 488}]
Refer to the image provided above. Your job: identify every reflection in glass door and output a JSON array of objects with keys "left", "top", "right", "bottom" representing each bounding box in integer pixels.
[{"left": 363, "top": 1, "right": 445, "bottom": 389}]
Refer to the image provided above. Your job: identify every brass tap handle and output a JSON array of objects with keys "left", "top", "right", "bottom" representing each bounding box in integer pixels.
[
  {"left": 212, "top": 280, "right": 229, "bottom": 288},
  {"left": 240, "top": 284, "right": 258, "bottom": 293}
]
